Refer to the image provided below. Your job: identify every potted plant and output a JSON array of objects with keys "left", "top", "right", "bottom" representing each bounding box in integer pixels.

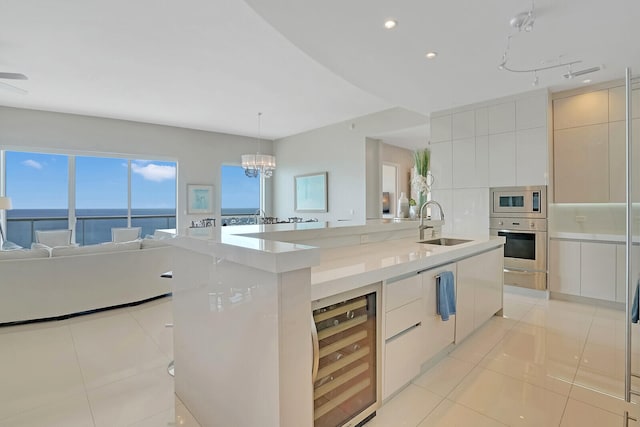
[{"left": 411, "top": 148, "right": 432, "bottom": 208}]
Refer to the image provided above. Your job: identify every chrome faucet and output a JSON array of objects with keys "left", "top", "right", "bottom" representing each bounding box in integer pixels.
[{"left": 419, "top": 200, "right": 445, "bottom": 240}]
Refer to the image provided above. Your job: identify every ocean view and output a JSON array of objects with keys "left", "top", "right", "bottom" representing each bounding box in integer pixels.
[
  {"left": 5, "top": 208, "right": 258, "bottom": 248},
  {"left": 6, "top": 208, "right": 176, "bottom": 248}
]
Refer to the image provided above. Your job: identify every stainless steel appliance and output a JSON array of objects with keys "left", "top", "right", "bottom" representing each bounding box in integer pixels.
[
  {"left": 490, "top": 186, "right": 548, "bottom": 290},
  {"left": 311, "top": 285, "right": 380, "bottom": 427}
]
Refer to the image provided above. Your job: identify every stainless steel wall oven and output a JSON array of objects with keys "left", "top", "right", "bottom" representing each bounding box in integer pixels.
[{"left": 490, "top": 186, "right": 548, "bottom": 290}]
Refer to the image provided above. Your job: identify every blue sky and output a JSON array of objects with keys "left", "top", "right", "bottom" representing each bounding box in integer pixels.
[
  {"left": 6, "top": 152, "right": 177, "bottom": 209},
  {"left": 221, "top": 165, "right": 260, "bottom": 209},
  {"left": 5, "top": 152, "right": 259, "bottom": 210}
]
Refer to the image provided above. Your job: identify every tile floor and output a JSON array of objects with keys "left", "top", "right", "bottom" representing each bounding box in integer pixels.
[{"left": 1, "top": 290, "right": 640, "bottom": 426}]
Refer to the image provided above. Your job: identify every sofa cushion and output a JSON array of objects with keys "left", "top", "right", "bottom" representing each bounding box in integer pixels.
[
  {"left": 0, "top": 247, "right": 50, "bottom": 260},
  {"left": 35, "top": 230, "right": 72, "bottom": 247},
  {"left": 112, "top": 227, "right": 142, "bottom": 243},
  {"left": 1, "top": 241, "right": 23, "bottom": 250},
  {"left": 51, "top": 240, "right": 142, "bottom": 257},
  {"left": 140, "top": 237, "right": 170, "bottom": 249}
]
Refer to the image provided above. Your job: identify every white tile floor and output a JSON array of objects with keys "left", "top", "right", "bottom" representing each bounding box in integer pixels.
[{"left": 1, "top": 290, "right": 640, "bottom": 426}]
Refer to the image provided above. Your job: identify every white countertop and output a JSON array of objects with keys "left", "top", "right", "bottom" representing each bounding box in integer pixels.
[
  {"left": 166, "top": 221, "right": 504, "bottom": 297},
  {"left": 310, "top": 235, "right": 504, "bottom": 301}
]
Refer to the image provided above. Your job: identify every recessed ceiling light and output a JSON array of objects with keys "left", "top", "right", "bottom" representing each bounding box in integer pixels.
[
  {"left": 425, "top": 51, "right": 438, "bottom": 59},
  {"left": 384, "top": 19, "right": 397, "bottom": 29},
  {"left": 582, "top": 79, "right": 592, "bottom": 84}
]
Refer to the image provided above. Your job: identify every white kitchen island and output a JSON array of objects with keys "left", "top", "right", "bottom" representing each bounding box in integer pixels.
[{"left": 167, "top": 220, "right": 504, "bottom": 427}]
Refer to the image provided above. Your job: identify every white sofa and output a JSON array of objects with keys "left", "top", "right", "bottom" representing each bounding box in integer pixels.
[{"left": 0, "top": 239, "right": 173, "bottom": 324}]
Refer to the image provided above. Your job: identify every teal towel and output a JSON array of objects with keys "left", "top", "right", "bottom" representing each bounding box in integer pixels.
[{"left": 437, "top": 271, "right": 456, "bottom": 321}]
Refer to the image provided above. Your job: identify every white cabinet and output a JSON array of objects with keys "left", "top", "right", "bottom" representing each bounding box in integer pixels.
[
  {"left": 615, "top": 245, "right": 640, "bottom": 303},
  {"left": 383, "top": 274, "right": 424, "bottom": 399},
  {"left": 384, "top": 324, "right": 423, "bottom": 400},
  {"left": 420, "top": 263, "right": 456, "bottom": 362},
  {"left": 580, "top": 242, "right": 616, "bottom": 301},
  {"left": 455, "top": 248, "right": 503, "bottom": 343},
  {"left": 516, "top": 127, "right": 547, "bottom": 186},
  {"left": 488, "top": 132, "right": 516, "bottom": 187},
  {"left": 429, "top": 141, "right": 453, "bottom": 190},
  {"left": 550, "top": 239, "right": 630, "bottom": 302},
  {"left": 385, "top": 274, "right": 421, "bottom": 312},
  {"left": 431, "top": 115, "right": 452, "bottom": 143},
  {"left": 488, "top": 102, "right": 516, "bottom": 134},
  {"left": 452, "top": 111, "right": 475, "bottom": 140},
  {"left": 549, "top": 240, "right": 581, "bottom": 295},
  {"left": 452, "top": 138, "right": 476, "bottom": 188},
  {"left": 516, "top": 94, "right": 547, "bottom": 130},
  {"left": 383, "top": 249, "right": 504, "bottom": 397}
]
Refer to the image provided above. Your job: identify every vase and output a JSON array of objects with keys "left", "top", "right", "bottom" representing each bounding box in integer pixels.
[{"left": 409, "top": 205, "right": 417, "bottom": 219}]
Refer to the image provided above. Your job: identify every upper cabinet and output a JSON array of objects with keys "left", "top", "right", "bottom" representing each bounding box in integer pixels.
[
  {"left": 553, "top": 90, "right": 609, "bottom": 129},
  {"left": 553, "top": 85, "right": 640, "bottom": 203}
]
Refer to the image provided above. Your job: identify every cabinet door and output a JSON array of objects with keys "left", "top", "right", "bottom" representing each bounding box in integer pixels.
[
  {"left": 383, "top": 324, "right": 423, "bottom": 400},
  {"left": 580, "top": 242, "right": 616, "bottom": 301},
  {"left": 472, "top": 248, "right": 504, "bottom": 326},
  {"left": 553, "top": 90, "right": 609, "bottom": 129},
  {"left": 454, "top": 263, "right": 475, "bottom": 343},
  {"left": 608, "top": 119, "right": 640, "bottom": 203},
  {"left": 616, "top": 244, "right": 640, "bottom": 303},
  {"left": 549, "top": 240, "right": 581, "bottom": 295},
  {"left": 554, "top": 124, "right": 609, "bottom": 202},
  {"left": 456, "top": 249, "right": 503, "bottom": 342},
  {"left": 421, "top": 263, "right": 456, "bottom": 361}
]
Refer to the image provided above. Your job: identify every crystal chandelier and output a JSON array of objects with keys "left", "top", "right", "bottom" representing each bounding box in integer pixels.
[{"left": 241, "top": 112, "right": 276, "bottom": 178}]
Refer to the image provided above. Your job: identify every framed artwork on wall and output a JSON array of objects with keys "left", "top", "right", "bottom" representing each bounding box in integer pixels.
[
  {"left": 187, "top": 184, "right": 214, "bottom": 214},
  {"left": 294, "top": 172, "right": 328, "bottom": 212}
]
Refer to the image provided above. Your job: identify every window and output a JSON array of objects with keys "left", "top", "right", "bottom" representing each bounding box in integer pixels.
[
  {"left": 5, "top": 152, "right": 69, "bottom": 247},
  {"left": 3, "top": 150, "right": 176, "bottom": 246},
  {"left": 76, "top": 156, "right": 128, "bottom": 245},
  {"left": 220, "top": 165, "right": 260, "bottom": 225},
  {"left": 131, "top": 159, "right": 177, "bottom": 237}
]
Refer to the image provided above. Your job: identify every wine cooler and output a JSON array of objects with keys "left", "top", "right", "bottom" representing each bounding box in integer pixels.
[{"left": 312, "top": 285, "right": 380, "bottom": 427}]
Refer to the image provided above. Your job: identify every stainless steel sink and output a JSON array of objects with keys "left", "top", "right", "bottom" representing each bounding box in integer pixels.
[{"left": 418, "top": 238, "right": 472, "bottom": 246}]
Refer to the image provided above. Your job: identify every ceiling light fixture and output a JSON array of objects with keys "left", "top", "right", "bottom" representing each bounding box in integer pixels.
[
  {"left": 563, "top": 66, "right": 601, "bottom": 79},
  {"left": 582, "top": 79, "right": 592, "bottom": 84},
  {"left": 241, "top": 112, "right": 276, "bottom": 178},
  {"left": 384, "top": 19, "right": 397, "bottom": 29},
  {"left": 425, "top": 51, "right": 438, "bottom": 59},
  {"left": 497, "top": 1, "right": 600, "bottom": 86}
]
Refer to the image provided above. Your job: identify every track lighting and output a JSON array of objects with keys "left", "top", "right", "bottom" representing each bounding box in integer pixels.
[{"left": 563, "top": 66, "right": 601, "bottom": 79}]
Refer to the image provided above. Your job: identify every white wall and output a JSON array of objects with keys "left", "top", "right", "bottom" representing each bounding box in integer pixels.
[
  {"left": 0, "top": 106, "right": 273, "bottom": 231},
  {"left": 381, "top": 142, "right": 413, "bottom": 202},
  {"left": 429, "top": 89, "right": 549, "bottom": 235},
  {"left": 273, "top": 107, "right": 427, "bottom": 222}
]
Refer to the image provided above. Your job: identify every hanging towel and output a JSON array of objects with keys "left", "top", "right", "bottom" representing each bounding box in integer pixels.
[
  {"left": 437, "top": 271, "right": 456, "bottom": 321},
  {"left": 633, "top": 280, "right": 640, "bottom": 324}
]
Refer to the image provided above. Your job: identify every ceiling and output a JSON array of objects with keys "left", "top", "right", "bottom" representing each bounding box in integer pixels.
[{"left": 0, "top": 0, "right": 638, "bottom": 144}]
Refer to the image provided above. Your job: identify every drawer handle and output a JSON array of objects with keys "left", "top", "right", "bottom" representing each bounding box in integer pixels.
[
  {"left": 311, "top": 316, "right": 320, "bottom": 383},
  {"left": 386, "top": 322, "right": 422, "bottom": 343}
]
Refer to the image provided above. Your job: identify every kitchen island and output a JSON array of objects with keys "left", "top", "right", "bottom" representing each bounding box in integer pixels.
[{"left": 167, "top": 220, "right": 504, "bottom": 427}]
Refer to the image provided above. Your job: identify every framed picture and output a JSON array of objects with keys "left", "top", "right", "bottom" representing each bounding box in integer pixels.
[
  {"left": 187, "top": 184, "right": 214, "bottom": 214},
  {"left": 294, "top": 172, "right": 328, "bottom": 212}
]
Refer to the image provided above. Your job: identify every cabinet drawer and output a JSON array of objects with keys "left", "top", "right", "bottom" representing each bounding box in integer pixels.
[
  {"left": 385, "top": 274, "right": 421, "bottom": 312},
  {"left": 385, "top": 298, "right": 423, "bottom": 340},
  {"left": 383, "top": 323, "right": 423, "bottom": 399}
]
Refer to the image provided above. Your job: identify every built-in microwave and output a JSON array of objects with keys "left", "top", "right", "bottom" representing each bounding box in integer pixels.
[{"left": 490, "top": 186, "right": 547, "bottom": 219}]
